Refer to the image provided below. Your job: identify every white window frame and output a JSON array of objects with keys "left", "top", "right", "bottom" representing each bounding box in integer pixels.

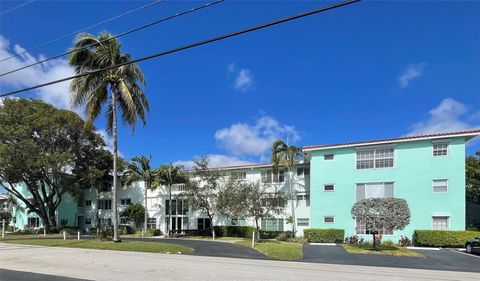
[
  {"left": 355, "top": 146, "right": 395, "bottom": 170},
  {"left": 432, "top": 216, "right": 449, "bottom": 230},
  {"left": 324, "top": 154, "right": 335, "bottom": 160},
  {"left": 432, "top": 142, "right": 449, "bottom": 157},
  {"left": 296, "top": 167, "right": 310, "bottom": 177},
  {"left": 323, "top": 216, "right": 335, "bottom": 224},
  {"left": 432, "top": 179, "right": 448, "bottom": 193},
  {"left": 354, "top": 218, "right": 394, "bottom": 236},
  {"left": 323, "top": 184, "right": 335, "bottom": 192}
]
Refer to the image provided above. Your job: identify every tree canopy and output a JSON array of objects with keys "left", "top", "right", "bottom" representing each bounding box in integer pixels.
[
  {"left": 351, "top": 198, "right": 410, "bottom": 250},
  {"left": 120, "top": 203, "right": 145, "bottom": 227},
  {"left": 466, "top": 151, "right": 480, "bottom": 203},
  {"left": 0, "top": 99, "right": 113, "bottom": 231}
]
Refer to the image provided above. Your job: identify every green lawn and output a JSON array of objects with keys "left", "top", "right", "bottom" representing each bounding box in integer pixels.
[
  {"left": 1, "top": 239, "right": 194, "bottom": 254},
  {"left": 236, "top": 240, "right": 303, "bottom": 260},
  {"left": 343, "top": 244, "right": 424, "bottom": 257},
  {"left": 1, "top": 233, "right": 64, "bottom": 239}
]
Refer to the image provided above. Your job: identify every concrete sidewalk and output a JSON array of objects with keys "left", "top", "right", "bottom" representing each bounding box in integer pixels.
[{"left": 0, "top": 243, "right": 477, "bottom": 281}]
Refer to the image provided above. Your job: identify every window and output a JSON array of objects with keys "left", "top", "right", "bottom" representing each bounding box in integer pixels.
[
  {"left": 433, "top": 180, "right": 448, "bottom": 193},
  {"left": 356, "top": 182, "right": 394, "bottom": 201},
  {"left": 355, "top": 219, "right": 393, "bottom": 235},
  {"left": 165, "top": 199, "right": 188, "bottom": 216},
  {"left": 231, "top": 218, "right": 246, "bottom": 226},
  {"left": 147, "top": 218, "right": 157, "bottom": 229},
  {"left": 323, "top": 216, "right": 335, "bottom": 223},
  {"left": 433, "top": 142, "right": 449, "bottom": 156},
  {"left": 323, "top": 184, "right": 335, "bottom": 192},
  {"left": 27, "top": 217, "right": 40, "bottom": 227},
  {"left": 261, "top": 218, "right": 284, "bottom": 231},
  {"left": 85, "top": 218, "right": 92, "bottom": 225},
  {"left": 297, "top": 218, "right": 309, "bottom": 226},
  {"left": 324, "top": 154, "right": 334, "bottom": 160},
  {"left": 261, "top": 170, "right": 284, "bottom": 184},
  {"left": 296, "top": 194, "right": 310, "bottom": 201},
  {"left": 432, "top": 216, "right": 449, "bottom": 230},
  {"left": 296, "top": 167, "right": 310, "bottom": 177},
  {"left": 197, "top": 218, "right": 211, "bottom": 230},
  {"left": 85, "top": 200, "right": 92, "bottom": 207},
  {"left": 356, "top": 148, "right": 394, "bottom": 169},
  {"left": 120, "top": 198, "right": 131, "bottom": 205},
  {"left": 98, "top": 199, "right": 112, "bottom": 210},
  {"left": 231, "top": 171, "right": 246, "bottom": 180},
  {"left": 120, "top": 217, "right": 128, "bottom": 224}
]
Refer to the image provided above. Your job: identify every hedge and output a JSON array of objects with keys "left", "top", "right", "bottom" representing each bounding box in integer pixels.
[
  {"left": 413, "top": 230, "right": 480, "bottom": 248},
  {"left": 304, "top": 228, "right": 345, "bottom": 243},
  {"left": 184, "top": 226, "right": 256, "bottom": 238},
  {"left": 259, "top": 230, "right": 293, "bottom": 239}
]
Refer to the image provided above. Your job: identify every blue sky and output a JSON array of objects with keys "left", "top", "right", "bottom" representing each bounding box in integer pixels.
[{"left": 0, "top": 0, "right": 479, "bottom": 167}]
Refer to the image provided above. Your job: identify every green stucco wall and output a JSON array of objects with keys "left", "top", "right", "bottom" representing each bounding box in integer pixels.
[{"left": 310, "top": 137, "right": 466, "bottom": 241}]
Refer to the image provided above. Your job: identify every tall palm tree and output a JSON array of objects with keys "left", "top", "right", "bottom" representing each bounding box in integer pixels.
[
  {"left": 271, "top": 139, "right": 304, "bottom": 236},
  {"left": 123, "top": 155, "right": 157, "bottom": 234},
  {"left": 155, "top": 164, "right": 187, "bottom": 237},
  {"left": 69, "top": 32, "right": 149, "bottom": 242}
]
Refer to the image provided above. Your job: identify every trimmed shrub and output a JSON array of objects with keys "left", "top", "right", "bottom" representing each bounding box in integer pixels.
[
  {"left": 304, "top": 228, "right": 345, "bottom": 243},
  {"left": 413, "top": 230, "right": 480, "bottom": 248},
  {"left": 345, "top": 235, "right": 364, "bottom": 244},
  {"left": 146, "top": 228, "right": 161, "bottom": 237},
  {"left": 119, "top": 225, "right": 135, "bottom": 235},
  {"left": 260, "top": 230, "right": 292, "bottom": 239},
  {"left": 95, "top": 227, "right": 114, "bottom": 241}
]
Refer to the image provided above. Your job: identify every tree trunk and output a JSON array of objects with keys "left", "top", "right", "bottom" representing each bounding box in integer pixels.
[
  {"left": 254, "top": 217, "right": 260, "bottom": 240},
  {"left": 167, "top": 184, "right": 171, "bottom": 237},
  {"left": 209, "top": 214, "right": 215, "bottom": 240},
  {"left": 372, "top": 233, "right": 377, "bottom": 251},
  {"left": 112, "top": 92, "right": 120, "bottom": 242},
  {"left": 289, "top": 170, "right": 296, "bottom": 237},
  {"left": 144, "top": 181, "right": 149, "bottom": 235}
]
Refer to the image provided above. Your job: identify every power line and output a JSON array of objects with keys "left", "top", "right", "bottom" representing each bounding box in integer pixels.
[
  {"left": 0, "top": 0, "right": 163, "bottom": 63},
  {"left": 0, "top": 0, "right": 224, "bottom": 78},
  {"left": 0, "top": 0, "right": 360, "bottom": 98},
  {"left": 0, "top": 0, "right": 34, "bottom": 16}
]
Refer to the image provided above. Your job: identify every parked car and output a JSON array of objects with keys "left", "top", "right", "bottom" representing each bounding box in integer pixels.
[{"left": 465, "top": 237, "right": 480, "bottom": 254}]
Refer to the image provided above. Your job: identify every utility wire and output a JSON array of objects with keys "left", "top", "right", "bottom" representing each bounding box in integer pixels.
[
  {"left": 0, "top": 0, "right": 34, "bottom": 16},
  {"left": 0, "top": 0, "right": 163, "bottom": 63},
  {"left": 0, "top": 0, "right": 224, "bottom": 77},
  {"left": 0, "top": 0, "right": 360, "bottom": 98}
]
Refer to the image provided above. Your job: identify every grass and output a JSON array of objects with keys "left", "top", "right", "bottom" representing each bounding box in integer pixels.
[
  {"left": 342, "top": 243, "right": 424, "bottom": 257},
  {"left": 1, "top": 239, "right": 194, "bottom": 254},
  {"left": 1, "top": 233, "right": 64, "bottom": 239},
  {"left": 236, "top": 240, "right": 303, "bottom": 260}
]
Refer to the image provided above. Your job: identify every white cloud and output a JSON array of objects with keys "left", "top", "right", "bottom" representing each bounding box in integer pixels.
[
  {"left": 0, "top": 35, "right": 74, "bottom": 109},
  {"left": 398, "top": 63, "right": 425, "bottom": 88},
  {"left": 407, "top": 98, "right": 479, "bottom": 136},
  {"left": 96, "top": 129, "right": 123, "bottom": 157},
  {"left": 227, "top": 63, "right": 254, "bottom": 92},
  {"left": 215, "top": 116, "right": 300, "bottom": 156},
  {"left": 175, "top": 154, "right": 254, "bottom": 170}
]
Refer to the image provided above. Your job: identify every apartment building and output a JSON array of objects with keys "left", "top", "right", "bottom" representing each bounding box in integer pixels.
[{"left": 8, "top": 129, "right": 480, "bottom": 239}]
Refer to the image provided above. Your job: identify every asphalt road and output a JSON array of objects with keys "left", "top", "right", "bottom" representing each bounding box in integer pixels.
[
  {"left": 0, "top": 269, "right": 91, "bottom": 281},
  {"left": 303, "top": 244, "right": 480, "bottom": 272},
  {"left": 1, "top": 243, "right": 477, "bottom": 281}
]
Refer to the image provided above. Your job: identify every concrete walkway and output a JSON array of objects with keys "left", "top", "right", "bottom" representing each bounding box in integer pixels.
[{"left": 0, "top": 243, "right": 477, "bottom": 281}]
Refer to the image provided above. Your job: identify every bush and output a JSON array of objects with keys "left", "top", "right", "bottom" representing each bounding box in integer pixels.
[
  {"left": 413, "top": 230, "right": 480, "bottom": 248},
  {"left": 119, "top": 225, "right": 135, "bottom": 234},
  {"left": 276, "top": 232, "right": 290, "bottom": 241},
  {"left": 344, "top": 235, "right": 364, "bottom": 244},
  {"left": 383, "top": 240, "right": 395, "bottom": 246},
  {"left": 184, "top": 226, "right": 256, "bottom": 238},
  {"left": 304, "top": 228, "right": 345, "bottom": 243},
  {"left": 95, "top": 227, "right": 114, "bottom": 241},
  {"left": 259, "top": 230, "right": 292, "bottom": 240},
  {"left": 398, "top": 235, "right": 412, "bottom": 247},
  {"left": 287, "top": 237, "right": 308, "bottom": 244},
  {"left": 146, "top": 228, "right": 161, "bottom": 237}
]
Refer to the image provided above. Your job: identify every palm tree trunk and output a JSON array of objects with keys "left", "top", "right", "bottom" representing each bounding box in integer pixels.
[
  {"left": 144, "top": 181, "right": 149, "bottom": 235},
  {"left": 167, "top": 184, "right": 172, "bottom": 237},
  {"left": 289, "top": 170, "right": 296, "bottom": 237},
  {"left": 112, "top": 92, "right": 120, "bottom": 242}
]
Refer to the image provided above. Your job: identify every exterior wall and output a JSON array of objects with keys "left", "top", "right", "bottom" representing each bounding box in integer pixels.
[
  {"left": 11, "top": 183, "right": 77, "bottom": 230},
  {"left": 310, "top": 137, "right": 466, "bottom": 241}
]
